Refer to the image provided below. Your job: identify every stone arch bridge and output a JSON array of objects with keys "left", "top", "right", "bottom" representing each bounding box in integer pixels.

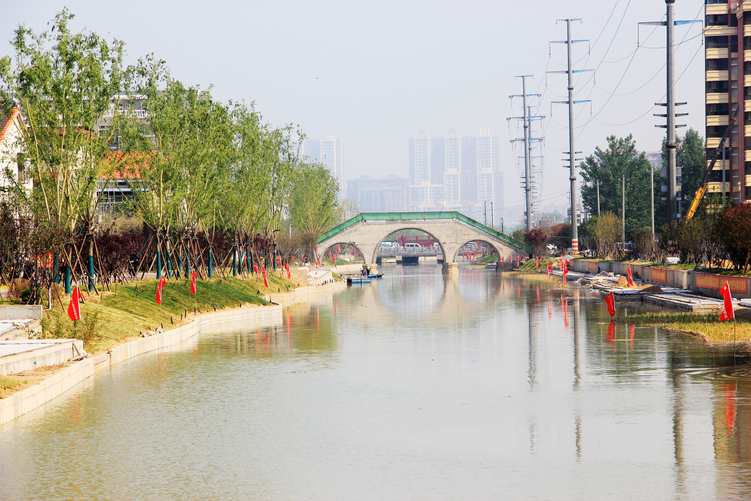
[{"left": 316, "top": 212, "right": 532, "bottom": 271}]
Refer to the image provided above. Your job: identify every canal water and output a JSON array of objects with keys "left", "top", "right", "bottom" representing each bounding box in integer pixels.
[{"left": 1, "top": 264, "right": 751, "bottom": 500}]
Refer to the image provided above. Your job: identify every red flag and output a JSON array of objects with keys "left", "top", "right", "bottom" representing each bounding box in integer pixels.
[
  {"left": 720, "top": 281, "right": 735, "bottom": 321},
  {"left": 516, "top": 255, "right": 520, "bottom": 266},
  {"left": 262, "top": 267, "right": 269, "bottom": 288},
  {"left": 547, "top": 261, "right": 551, "bottom": 278},
  {"left": 563, "top": 265, "right": 568, "bottom": 285},
  {"left": 337, "top": 245, "right": 341, "bottom": 253},
  {"left": 285, "top": 263, "right": 291, "bottom": 280},
  {"left": 536, "top": 257, "right": 539, "bottom": 269},
  {"left": 501, "top": 256, "right": 505, "bottom": 266},
  {"left": 156, "top": 277, "right": 166, "bottom": 305},
  {"left": 627, "top": 266, "right": 635, "bottom": 286},
  {"left": 191, "top": 270, "right": 197, "bottom": 295},
  {"left": 253, "top": 263, "right": 259, "bottom": 276},
  {"left": 604, "top": 291, "right": 615, "bottom": 318},
  {"left": 67, "top": 286, "right": 81, "bottom": 321}
]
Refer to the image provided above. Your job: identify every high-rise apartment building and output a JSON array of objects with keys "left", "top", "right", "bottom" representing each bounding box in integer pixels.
[
  {"left": 407, "top": 129, "right": 503, "bottom": 222},
  {"left": 704, "top": 0, "right": 749, "bottom": 203},
  {"left": 302, "top": 136, "right": 345, "bottom": 198},
  {"left": 347, "top": 176, "right": 410, "bottom": 212}
]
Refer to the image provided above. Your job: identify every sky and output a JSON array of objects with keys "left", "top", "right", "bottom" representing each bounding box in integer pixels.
[{"left": 2, "top": 0, "right": 706, "bottom": 210}]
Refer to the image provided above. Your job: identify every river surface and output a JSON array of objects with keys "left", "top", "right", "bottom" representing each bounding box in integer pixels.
[{"left": 1, "top": 264, "right": 751, "bottom": 500}]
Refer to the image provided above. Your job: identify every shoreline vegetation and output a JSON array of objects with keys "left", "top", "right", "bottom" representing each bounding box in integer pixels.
[
  {"left": 3, "top": 271, "right": 307, "bottom": 355},
  {"left": 0, "top": 270, "right": 311, "bottom": 399},
  {"left": 509, "top": 260, "right": 751, "bottom": 344}
]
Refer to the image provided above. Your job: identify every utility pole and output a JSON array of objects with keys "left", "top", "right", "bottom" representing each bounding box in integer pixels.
[
  {"left": 596, "top": 180, "right": 600, "bottom": 216},
  {"left": 491, "top": 201, "right": 494, "bottom": 229},
  {"left": 622, "top": 175, "right": 626, "bottom": 246},
  {"left": 508, "top": 75, "right": 542, "bottom": 232},
  {"left": 641, "top": 3, "right": 697, "bottom": 221},
  {"left": 550, "top": 19, "right": 591, "bottom": 253},
  {"left": 651, "top": 165, "right": 655, "bottom": 242},
  {"left": 484, "top": 201, "right": 487, "bottom": 225}
]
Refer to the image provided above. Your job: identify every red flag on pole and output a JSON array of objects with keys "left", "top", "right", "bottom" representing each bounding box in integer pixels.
[
  {"left": 156, "top": 277, "right": 166, "bottom": 305},
  {"left": 627, "top": 266, "right": 635, "bottom": 286},
  {"left": 191, "top": 270, "right": 197, "bottom": 295},
  {"left": 253, "top": 263, "right": 258, "bottom": 275},
  {"left": 67, "top": 286, "right": 81, "bottom": 321},
  {"left": 720, "top": 282, "right": 735, "bottom": 321},
  {"left": 536, "top": 256, "right": 539, "bottom": 269},
  {"left": 337, "top": 245, "right": 341, "bottom": 253},
  {"left": 285, "top": 263, "right": 291, "bottom": 280},
  {"left": 563, "top": 265, "right": 569, "bottom": 285},
  {"left": 516, "top": 255, "right": 520, "bottom": 266},
  {"left": 604, "top": 291, "right": 616, "bottom": 318},
  {"left": 501, "top": 256, "right": 505, "bottom": 266},
  {"left": 262, "top": 267, "right": 269, "bottom": 288},
  {"left": 547, "top": 261, "right": 551, "bottom": 278}
]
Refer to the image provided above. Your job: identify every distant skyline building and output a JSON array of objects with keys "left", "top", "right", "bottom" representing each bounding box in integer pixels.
[
  {"left": 407, "top": 128, "right": 503, "bottom": 226},
  {"left": 347, "top": 175, "right": 410, "bottom": 212},
  {"left": 302, "top": 136, "right": 345, "bottom": 198}
]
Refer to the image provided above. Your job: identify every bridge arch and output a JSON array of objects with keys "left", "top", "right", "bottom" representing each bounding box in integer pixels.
[
  {"left": 374, "top": 227, "right": 446, "bottom": 264},
  {"left": 316, "top": 212, "right": 531, "bottom": 271}
]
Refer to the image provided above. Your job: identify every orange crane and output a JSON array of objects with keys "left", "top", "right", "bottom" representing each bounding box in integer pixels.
[{"left": 685, "top": 105, "right": 740, "bottom": 220}]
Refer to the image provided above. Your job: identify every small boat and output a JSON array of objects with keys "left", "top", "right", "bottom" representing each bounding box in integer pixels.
[
  {"left": 485, "top": 263, "right": 497, "bottom": 270},
  {"left": 368, "top": 273, "right": 383, "bottom": 279},
  {"left": 347, "top": 277, "right": 372, "bottom": 284}
]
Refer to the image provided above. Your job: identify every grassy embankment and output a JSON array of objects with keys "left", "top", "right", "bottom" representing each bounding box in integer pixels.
[
  {"left": 625, "top": 312, "right": 751, "bottom": 343},
  {"left": 3, "top": 270, "right": 305, "bottom": 355}
]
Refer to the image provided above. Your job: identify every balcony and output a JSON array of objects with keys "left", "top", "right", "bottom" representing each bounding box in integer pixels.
[
  {"left": 707, "top": 115, "right": 730, "bottom": 126},
  {"left": 707, "top": 70, "right": 729, "bottom": 81},
  {"left": 706, "top": 25, "right": 736, "bottom": 37},
  {"left": 708, "top": 48, "right": 730, "bottom": 59},
  {"left": 707, "top": 92, "right": 729, "bottom": 104},
  {"left": 707, "top": 4, "right": 728, "bottom": 15}
]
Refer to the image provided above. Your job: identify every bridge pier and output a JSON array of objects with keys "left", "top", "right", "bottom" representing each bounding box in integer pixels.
[{"left": 442, "top": 261, "right": 458, "bottom": 273}]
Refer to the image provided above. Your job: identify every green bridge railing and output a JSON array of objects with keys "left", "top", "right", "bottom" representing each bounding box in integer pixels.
[{"left": 316, "top": 211, "right": 532, "bottom": 254}]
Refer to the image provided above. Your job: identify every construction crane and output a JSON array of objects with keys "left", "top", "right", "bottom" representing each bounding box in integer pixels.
[{"left": 685, "top": 105, "right": 740, "bottom": 220}]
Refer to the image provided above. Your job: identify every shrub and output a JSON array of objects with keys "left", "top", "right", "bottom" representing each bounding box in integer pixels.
[
  {"left": 714, "top": 203, "right": 751, "bottom": 272},
  {"left": 524, "top": 228, "right": 548, "bottom": 256}
]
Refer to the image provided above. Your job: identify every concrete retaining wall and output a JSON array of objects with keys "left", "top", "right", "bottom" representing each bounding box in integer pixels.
[
  {"left": 0, "top": 356, "right": 95, "bottom": 426},
  {"left": 0, "top": 305, "right": 42, "bottom": 320},
  {"left": 0, "top": 281, "right": 347, "bottom": 426},
  {"left": 267, "top": 281, "right": 347, "bottom": 307},
  {"left": 0, "top": 340, "right": 84, "bottom": 376}
]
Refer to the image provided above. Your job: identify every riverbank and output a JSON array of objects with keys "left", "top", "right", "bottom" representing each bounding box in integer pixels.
[
  {"left": 510, "top": 260, "right": 751, "bottom": 345},
  {"left": 0, "top": 279, "right": 347, "bottom": 425}
]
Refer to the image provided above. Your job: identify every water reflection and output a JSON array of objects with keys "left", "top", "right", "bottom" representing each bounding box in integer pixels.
[{"left": 1, "top": 265, "right": 751, "bottom": 499}]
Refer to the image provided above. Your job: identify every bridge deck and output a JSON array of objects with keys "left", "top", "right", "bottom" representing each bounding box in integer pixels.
[{"left": 317, "top": 212, "right": 532, "bottom": 254}]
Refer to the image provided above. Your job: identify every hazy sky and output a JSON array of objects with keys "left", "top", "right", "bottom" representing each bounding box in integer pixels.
[{"left": 2, "top": 0, "right": 706, "bottom": 209}]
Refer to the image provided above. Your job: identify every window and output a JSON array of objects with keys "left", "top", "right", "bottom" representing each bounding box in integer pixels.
[
  {"left": 707, "top": 80, "right": 729, "bottom": 93},
  {"left": 707, "top": 14, "right": 729, "bottom": 26},
  {"left": 707, "top": 103, "right": 730, "bottom": 115},
  {"left": 708, "top": 58, "right": 729, "bottom": 71},
  {"left": 706, "top": 0, "right": 724, "bottom": 4},
  {"left": 707, "top": 36, "right": 729, "bottom": 49}
]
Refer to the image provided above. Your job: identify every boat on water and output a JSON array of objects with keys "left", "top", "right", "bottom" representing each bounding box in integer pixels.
[
  {"left": 368, "top": 273, "right": 383, "bottom": 279},
  {"left": 485, "top": 263, "right": 497, "bottom": 270},
  {"left": 347, "top": 277, "right": 372, "bottom": 284}
]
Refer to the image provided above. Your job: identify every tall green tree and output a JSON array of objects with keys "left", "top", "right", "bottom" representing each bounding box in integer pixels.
[
  {"left": 0, "top": 8, "right": 125, "bottom": 248},
  {"left": 659, "top": 128, "right": 706, "bottom": 217},
  {"left": 580, "top": 135, "right": 657, "bottom": 235},
  {"left": 289, "top": 163, "right": 340, "bottom": 260}
]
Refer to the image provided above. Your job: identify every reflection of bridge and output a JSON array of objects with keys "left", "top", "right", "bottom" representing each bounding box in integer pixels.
[{"left": 316, "top": 212, "right": 531, "bottom": 271}]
